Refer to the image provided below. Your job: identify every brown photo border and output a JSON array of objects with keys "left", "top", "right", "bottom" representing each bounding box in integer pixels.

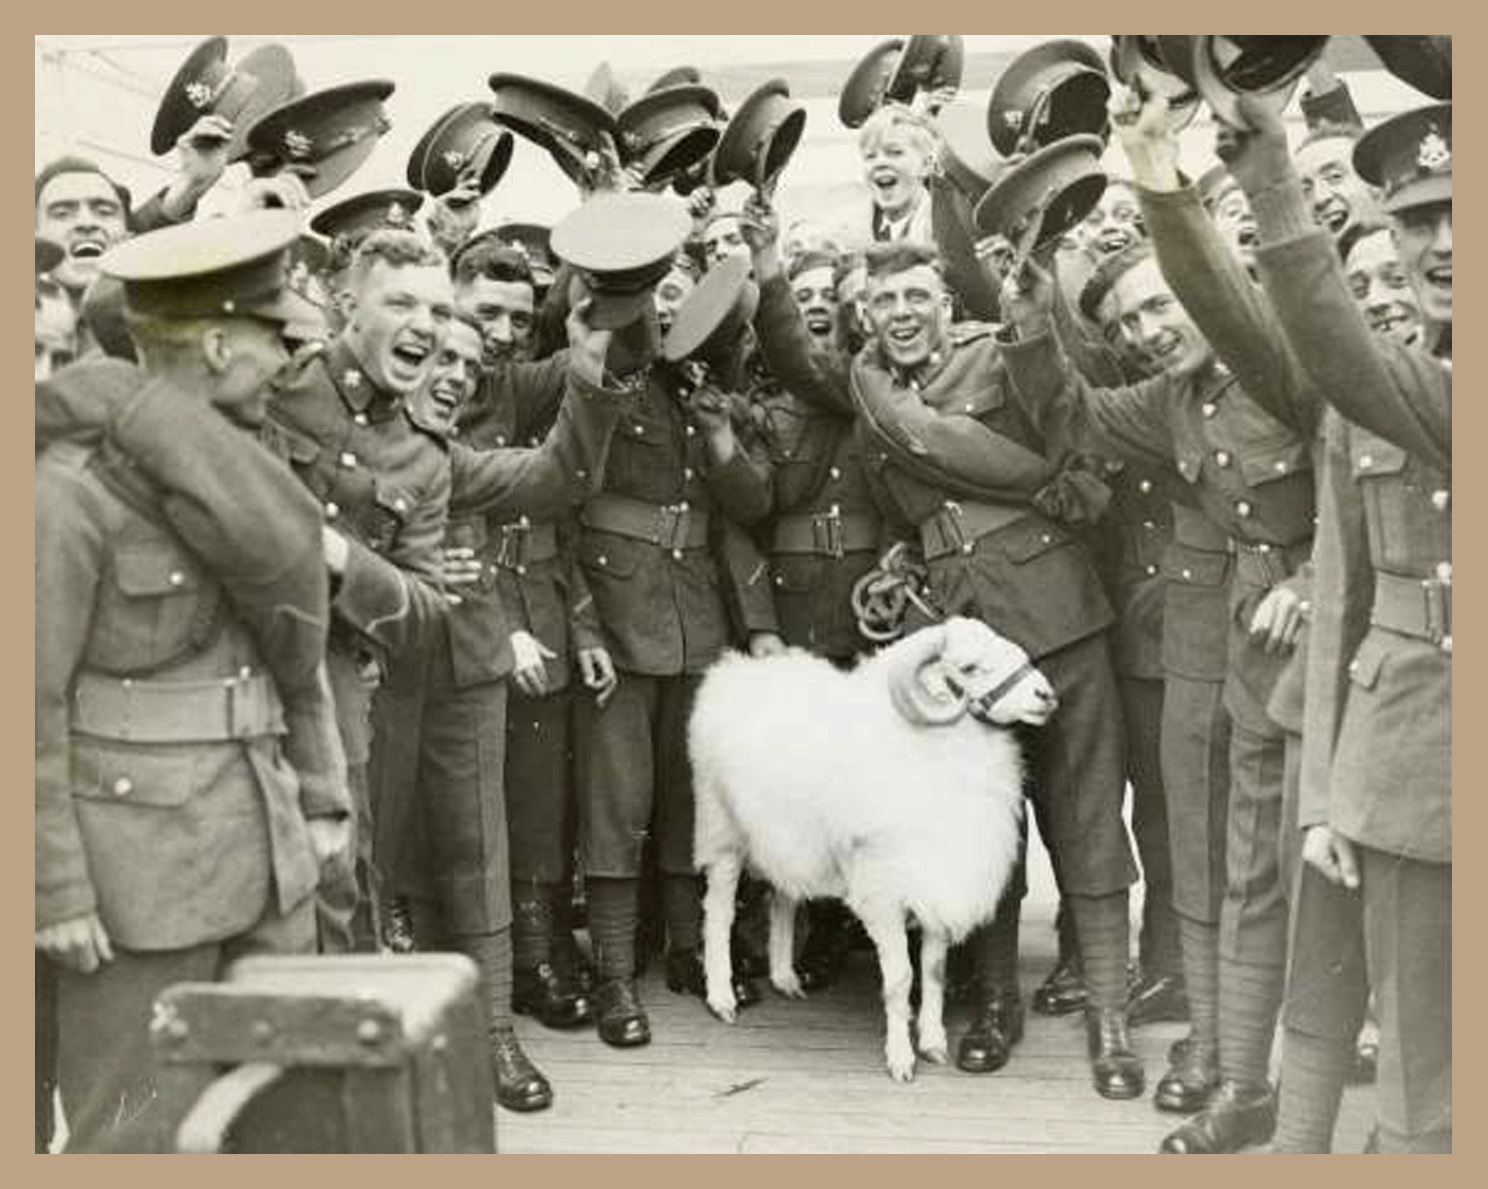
[{"left": 14, "top": 5, "right": 1478, "bottom": 1183}]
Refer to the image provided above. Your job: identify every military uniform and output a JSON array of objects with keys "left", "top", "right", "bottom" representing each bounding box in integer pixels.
[{"left": 1247, "top": 117, "right": 1452, "bottom": 1148}]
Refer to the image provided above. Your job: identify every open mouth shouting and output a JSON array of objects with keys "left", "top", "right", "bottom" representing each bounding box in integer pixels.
[
  {"left": 803, "top": 309, "right": 834, "bottom": 336},
  {"left": 69, "top": 237, "right": 107, "bottom": 261},
  {"left": 386, "top": 334, "right": 434, "bottom": 390},
  {"left": 1096, "top": 227, "right": 1132, "bottom": 256},
  {"left": 1365, "top": 302, "right": 1419, "bottom": 340},
  {"left": 1316, "top": 199, "right": 1350, "bottom": 236}
]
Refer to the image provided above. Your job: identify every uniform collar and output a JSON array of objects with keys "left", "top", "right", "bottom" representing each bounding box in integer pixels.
[{"left": 326, "top": 337, "right": 399, "bottom": 419}]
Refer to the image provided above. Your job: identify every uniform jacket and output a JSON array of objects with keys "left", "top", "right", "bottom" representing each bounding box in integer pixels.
[
  {"left": 36, "top": 440, "right": 349, "bottom": 950},
  {"left": 752, "top": 276, "right": 885, "bottom": 657},
  {"left": 437, "top": 351, "right": 605, "bottom": 691},
  {"left": 1161, "top": 503, "right": 1234, "bottom": 684},
  {"left": 576, "top": 361, "right": 777, "bottom": 676}
]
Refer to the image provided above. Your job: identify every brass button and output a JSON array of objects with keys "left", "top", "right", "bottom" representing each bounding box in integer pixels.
[
  {"left": 1214, "top": 450, "right": 1232, "bottom": 467},
  {"left": 964, "top": 403, "right": 975, "bottom": 414},
  {"left": 1441, "top": 635, "right": 1453, "bottom": 655},
  {"left": 339, "top": 451, "right": 358, "bottom": 469},
  {"left": 1040, "top": 533, "right": 1052, "bottom": 544},
  {"left": 393, "top": 497, "right": 408, "bottom": 513},
  {"left": 495, "top": 434, "right": 507, "bottom": 447},
  {"left": 325, "top": 502, "right": 340, "bottom": 519},
  {"left": 112, "top": 777, "right": 133, "bottom": 797},
  {"left": 1273, "top": 459, "right": 1289, "bottom": 473},
  {"left": 1181, "top": 568, "right": 1193, "bottom": 581},
  {"left": 774, "top": 575, "right": 784, "bottom": 586},
  {"left": 1436, "top": 561, "right": 1452, "bottom": 582},
  {"left": 961, "top": 542, "right": 974, "bottom": 555},
  {"left": 671, "top": 548, "right": 683, "bottom": 561},
  {"left": 1142, "top": 519, "right": 1156, "bottom": 530},
  {"left": 518, "top": 515, "right": 531, "bottom": 528},
  {"left": 1359, "top": 453, "right": 1373, "bottom": 470},
  {"left": 678, "top": 500, "right": 690, "bottom": 512},
  {"left": 516, "top": 565, "right": 527, "bottom": 576},
  {"left": 353, "top": 412, "right": 369, "bottom": 427},
  {"left": 1201, "top": 402, "right": 1217, "bottom": 418},
  {"left": 1235, "top": 500, "right": 1253, "bottom": 518},
  {"left": 830, "top": 466, "right": 842, "bottom": 480},
  {"left": 597, "top": 555, "right": 608, "bottom": 567},
  {"left": 1145, "top": 564, "right": 1158, "bottom": 576},
  {"left": 1255, "top": 542, "right": 1272, "bottom": 554},
  {"left": 686, "top": 425, "right": 697, "bottom": 437},
  {"left": 1138, "top": 479, "right": 1153, "bottom": 493},
  {"left": 168, "top": 570, "right": 185, "bottom": 587},
  {"left": 684, "top": 466, "right": 695, "bottom": 481},
  {"left": 633, "top": 424, "right": 645, "bottom": 436},
  {"left": 1432, "top": 489, "right": 1450, "bottom": 511}
]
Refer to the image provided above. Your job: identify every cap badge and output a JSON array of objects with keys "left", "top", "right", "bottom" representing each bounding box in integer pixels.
[
  {"left": 1417, "top": 127, "right": 1450, "bottom": 173},
  {"left": 387, "top": 202, "right": 409, "bottom": 227},
  {"left": 343, "top": 369, "right": 363, "bottom": 389},
  {"left": 185, "top": 80, "right": 216, "bottom": 110},
  {"left": 284, "top": 129, "right": 314, "bottom": 161},
  {"left": 442, "top": 149, "right": 467, "bottom": 171}
]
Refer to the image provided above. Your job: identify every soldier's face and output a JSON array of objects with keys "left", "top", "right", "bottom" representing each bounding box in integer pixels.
[
  {"left": 1392, "top": 201, "right": 1452, "bottom": 329},
  {"left": 1209, "top": 182, "right": 1258, "bottom": 272},
  {"left": 1109, "top": 258, "right": 1212, "bottom": 379},
  {"left": 703, "top": 217, "right": 749, "bottom": 268},
  {"left": 792, "top": 265, "right": 840, "bottom": 349},
  {"left": 409, "top": 320, "right": 484, "bottom": 434},
  {"left": 861, "top": 125, "right": 932, "bottom": 219},
  {"left": 865, "top": 263, "right": 951, "bottom": 371},
  {"left": 653, "top": 266, "right": 696, "bottom": 334},
  {"left": 35, "top": 286, "right": 77, "bottom": 381},
  {"left": 454, "top": 275, "right": 535, "bottom": 365},
  {"left": 343, "top": 259, "right": 454, "bottom": 396},
  {"left": 36, "top": 171, "right": 129, "bottom": 292},
  {"left": 1297, "top": 136, "right": 1379, "bottom": 241},
  {"left": 209, "top": 318, "right": 292, "bottom": 428},
  {"left": 1075, "top": 183, "right": 1144, "bottom": 257},
  {"left": 1344, "top": 227, "right": 1421, "bottom": 346},
  {"left": 1093, "top": 289, "right": 1154, "bottom": 378}
]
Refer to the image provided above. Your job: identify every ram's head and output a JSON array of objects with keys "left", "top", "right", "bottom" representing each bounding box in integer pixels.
[{"left": 887, "top": 617, "right": 1058, "bottom": 727}]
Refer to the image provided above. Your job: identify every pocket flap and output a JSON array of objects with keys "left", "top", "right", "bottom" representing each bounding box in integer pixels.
[
  {"left": 1346, "top": 632, "right": 1389, "bottom": 691},
  {"left": 1239, "top": 438, "right": 1311, "bottom": 486},
  {"left": 995, "top": 518, "right": 1070, "bottom": 564},
  {"left": 71, "top": 737, "right": 198, "bottom": 808},
  {"left": 263, "top": 419, "right": 323, "bottom": 466},
  {"left": 1161, "top": 546, "right": 1231, "bottom": 587},
  {"left": 577, "top": 534, "right": 643, "bottom": 578},
  {"left": 113, "top": 543, "right": 200, "bottom": 597},
  {"left": 1350, "top": 434, "right": 1409, "bottom": 481}
]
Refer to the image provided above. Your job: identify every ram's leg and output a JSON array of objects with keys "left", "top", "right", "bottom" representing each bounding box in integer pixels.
[
  {"left": 701, "top": 855, "right": 742, "bottom": 1023},
  {"left": 768, "top": 889, "right": 806, "bottom": 999},
  {"left": 915, "top": 929, "right": 950, "bottom": 1064},
  {"left": 855, "top": 897, "right": 916, "bottom": 1082}
]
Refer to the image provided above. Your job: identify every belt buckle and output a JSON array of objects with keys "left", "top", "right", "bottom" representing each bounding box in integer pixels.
[
  {"left": 1423, "top": 577, "right": 1451, "bottom": 647},
  {"left": 496, "top": 518, "right": 531, "bottom": 571},
  {"left": 938, "top": 500, "right": 966, "bottom": 557},
  {"left": 658, "top": 503, "right": 691, "bottom": 552},
  {"left": 814, "top": 505, "right": 845, "bottom": 559}
]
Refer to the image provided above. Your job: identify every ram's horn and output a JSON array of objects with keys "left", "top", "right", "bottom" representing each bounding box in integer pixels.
[{"left": 886, "top": 625, "right": 969, "bottom": 726}]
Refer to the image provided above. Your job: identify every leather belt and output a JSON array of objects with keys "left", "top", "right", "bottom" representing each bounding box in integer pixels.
[
  {"left": 73, "top": 669, "right": 285, "bottom": 744},
  {"left": 581, "top": 493, "right": 709, "bottom": 551},
  {"left": 490, "top": 517, "right": 559, "bottom": 572},
  {"left": 918, "top": 500, "right": 1026, "bottom": 562},
  {"left": 772, "top": 507, "right": 879, "bottom": 559},
  {"left": 1372, "top": 569, "right": 1452, "bottom": 650},
  {"left": 1227, "top": 537, "right": 1312, "bottom": 589}
]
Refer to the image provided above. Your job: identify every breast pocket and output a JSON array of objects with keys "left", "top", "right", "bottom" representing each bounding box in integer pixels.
[
  {"left": 1239, "top": 438, "right": 1311, "bottom": 490},
  {"left": 1351, "top": 432, "right": 1430, "bottom": 572},
  {"left": 608, "top": 413, "right": 676, "bottom": 495},
  {"left": 362, "top": 483, "right": 413, "bottom": 555},
  {"left": 89, "top": 540, "right": 220, "bottom": 675}
]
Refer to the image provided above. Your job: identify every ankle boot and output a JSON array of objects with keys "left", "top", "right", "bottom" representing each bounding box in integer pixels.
[
  {"left": 595, "top": 977, "right": 650, "bottom": 1048},
  {"left": 513, "top": 962, "right": 594, "bottom": 1029},
  {"left": 1160, "top": 1080, "right": 1278, "bottom": 1153},
  {"left": 491, "top": 1027, "right": 553, "bottom": 1112},
  {"left": 1086, "top": 1007, "right": 1145, "bottom": 1099}
]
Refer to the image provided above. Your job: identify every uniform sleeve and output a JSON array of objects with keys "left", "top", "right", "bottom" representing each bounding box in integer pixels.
[
  {"left": 715, "top": 517, "right": 780, "bottom": 638},
  {"left": 1001, "top": 329, "right": 1177, "bottom": 469},
  {"left": 1251, "top": 178, "right": 1451, "bottom": 471},
  {"left": 35, "top": 460, "right": 104, "bottom": 929},
  {"left": 449, "top": 369, "right": 622, "bottom": 522},
  {"left": 1298, "top": 414, "right": 1373, "bottom": 828},
  {"left": 702, "top": 416, "right": 773, "bottom": 528},
  {"left": 1140, "top": 184, "right": 1321, "bottom": 439},
  {"left": 562, "top": 519, "right": 607, "bottom": 654},
  {"left": 128, "top": 186, "right": 197, "bottom": 235},
  {"left": 753, "top": 275, "right": 855, "bottom": 416},
  {"left": 282, "top": 661, "right": 352, "bottom": 820},
  {"left": 498, "top": 350, "right": 571, "bottom": 436}
]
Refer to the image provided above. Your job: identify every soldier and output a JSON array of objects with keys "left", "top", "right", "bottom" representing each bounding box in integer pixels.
[
  {"left": 999, "top": 85, "right": 1327, "bottom": 1143},
  {"left": 1226, "top": 96, "right": 1452, "bottom": 1154},
  {"left": 35, "top": 211, "right": 352, "bottom": 1152}
]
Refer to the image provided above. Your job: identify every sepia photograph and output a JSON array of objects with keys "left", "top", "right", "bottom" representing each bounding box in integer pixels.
[{"left": 33, "top": 32, "right": 1451, "bottom": 1154}]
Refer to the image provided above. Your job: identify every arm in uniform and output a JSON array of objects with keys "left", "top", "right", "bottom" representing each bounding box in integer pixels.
[
  {"left": 753, "top": 274, "right": 854, "bottom": 417},
  {"left": 1251, "top": 183, "right": 1450, "bottom": 471}
]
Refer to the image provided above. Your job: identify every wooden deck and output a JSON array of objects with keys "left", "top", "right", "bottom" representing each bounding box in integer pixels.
[{"left": 502, "top": 856, "right": 1378, "bottom": 1154}]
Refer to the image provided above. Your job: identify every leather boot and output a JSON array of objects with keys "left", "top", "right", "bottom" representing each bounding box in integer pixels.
[
  {"left": 513, "top": 962, "right": 594, "bottom": 1029},
  {"left": 551, "top": 929, "right": 596, "bottom": 995},
  {"left": 665, "top": 947, "right": 760, "bottom": 1008},
  {"left": 491, "top": 1027, "right": 553, "bottom": 1112},
  {"left": 1086, "top": 1007, "right": 1145, "bottom": 1100},
  {"left": 1159, "top": 1080, "right": 1278, "bottom": 1153},
  {"left": 1127, "top": 970, "right": 1190, "bottom": 1026},
  {"left": 956, "top": 985, "right": 1025, "bottom": 1073},
  {"left": 1032, "top": 957, "right": 1087, "bottom": 1016},
  {"left": 595, "top": 978, "right": 651, "bottom": 1048},
  {"left": 1154, "top": 1035, "right": 1220, "bottom": 1113}
]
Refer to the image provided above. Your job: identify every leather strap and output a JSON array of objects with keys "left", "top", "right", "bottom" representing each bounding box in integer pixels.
[
  {"left": 1227, "top": 536, "right": 1312, "bottom": 589},
  {"left": 772, "top": 508, "right": 879, "bottom": 558},
  {"left": 918, "top": 499, "right": 1028, "bottom": 561},
  {"left": 73, "top": 668, "right": 285, "bottom": 744},
  {"left": 1372, "top": 569, "right": 1452, "bottom": 648},
  {"left": 580, "top": 493, "right": 709, "bottom": 550},
  {"left": 489, "top": 518, "right": 559, "bottom": 571}
]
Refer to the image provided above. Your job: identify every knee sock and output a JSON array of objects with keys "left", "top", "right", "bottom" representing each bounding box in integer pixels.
[
  {"left": 1055, "top": 898, "right": 1081, "bottom": 970},
  {"left": 1179, "top": 916, "right": 1221, "bottom": 1049},
  {"left": 511, "top": 880, "right": 559, "bottom": 970},
  {"left": 663, "top": 873, "right": 702, "bottom": 953},
  {"left": 973, "top": 887, "right": 1023, "bottom": 992},
  {"left": 1069, "top": 892, "right": 1130, "bottom": 1011},
  {"left": 1272, "top": 1028, "right": 1352, "bottom": 1152},
  {"left": 586, "top": 877, "right": 639, "bottom": 980},
  {"left": 455, "top": 926, "right": 515, "bottom": 1036},
  {"left": 1219, "top": 956, "right": 1285, "bottom": 1089}
]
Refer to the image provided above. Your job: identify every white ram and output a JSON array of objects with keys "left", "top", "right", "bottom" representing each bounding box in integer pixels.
[{"left": 689, "top": 616, "right": 1058, "bottom": 1081}]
